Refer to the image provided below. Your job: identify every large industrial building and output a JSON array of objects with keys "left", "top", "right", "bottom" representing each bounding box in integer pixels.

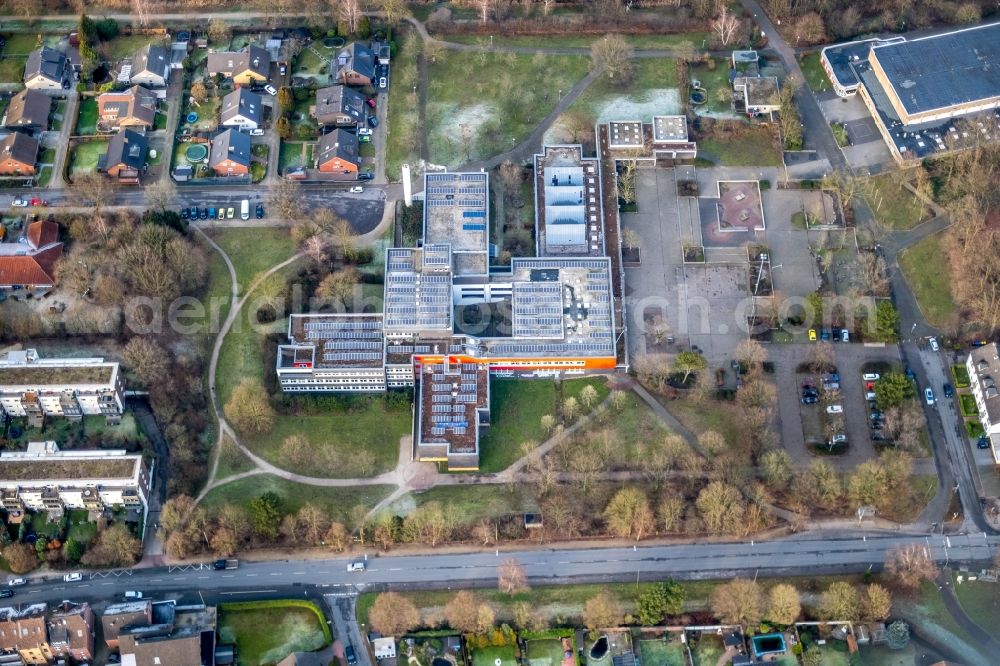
[
  {"left": 821, "top": 22, "right": 1000, "bottom": 160},
  {"left": 277, "top": 142, "right": 627, "bottom": 469}
]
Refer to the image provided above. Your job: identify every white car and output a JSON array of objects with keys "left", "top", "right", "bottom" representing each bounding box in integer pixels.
[
  {"left": 249, "top": 128, "right": 265, "bottom": 136},
  {"left": 349, "top": 186, "right": 363, "bottom": 193},
  {"left": 264, "top": 84, "right": 278, "bottom": 96},
  {"left": 7, "top": 578, "right": 26, "bottom": 586},
  {"left": 124, "top": 591, "right": 143, "bottom": 599},
  {"left": 825, "top": 405, "right": 843, "bottom": 414},
  {"left": 925, "top": 387, "right": 935, "bottom": 405},
  {"left": 358, "top": 128, "right": 373, "bottom": 136},
  {"left": 928, "top": 337, "right": 940, "bottom": 352},
  {"left": 63, "top": 573, "right": 82, "bottom": 582},
  {"left": 379, "top": 76, "right": 387, "bottom": 89},
  {"left": 830, "top": 434, "right": 847, "bottom": 444},
  {"left": 861, "top": 373, "right": 880, "bottom": 381},
  {"left": 11, "top": 198, "right": 28, "bottom": 207},
  {"left": 347, "top": 560, "right": 366, "bottom": 572}
]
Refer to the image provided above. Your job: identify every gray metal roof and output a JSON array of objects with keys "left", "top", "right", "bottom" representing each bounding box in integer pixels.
[
  {"left": 209, "top": 128, "right": 251, "bottom": 167},
  {"left": 872, "top": 22, "right": 1000, "bottom": 115},
  {"left": 101, "top": 129, "right": 148, "bottom": 171},
  {"left": 220, "top": 87, "right": 263, "bottom": 124}
]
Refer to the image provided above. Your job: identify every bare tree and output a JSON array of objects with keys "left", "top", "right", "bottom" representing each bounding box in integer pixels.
[
  {"left": 618, "top": 161, "right": 637, "bottom": 205},
  {"left": 338, "top": 0, "right": 363, "bottom": 34},
  {"left": 590, "top": 34, "right": 634, "bottom": 83},
  {"left": 711, "top": 5, "right": 740, "bottom": 46},
  {"left": 885, "top": 544, "right": 939, "bottom": 590},
  {"left": 498, "top": 558, "right": 529, "bottom": 595},
  {"left": 70, "top": 172, "right": 118, "bottom": 215},
  {"left": 145, "top": 179, "right": 176, "bottom": 213},
  {"left": 270, "top": 178, "right": 303, "bottom": 220}
]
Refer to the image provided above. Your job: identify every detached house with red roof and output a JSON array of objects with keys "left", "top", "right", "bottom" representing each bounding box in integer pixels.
[{"left": 0, "top": 219, "right": 64, "bottom": 299}]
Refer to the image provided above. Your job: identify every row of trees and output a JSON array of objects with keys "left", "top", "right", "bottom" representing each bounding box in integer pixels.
[
  {"left": 366, "top": 543, "right": 943, "bottom": 639},
  {"left": 3, "top": 521, "right": 141, "bottom": 574}
]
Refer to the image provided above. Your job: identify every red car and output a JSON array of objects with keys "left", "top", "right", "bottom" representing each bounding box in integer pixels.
[
  {"left": 366, "top": 97, "right": 376, "bottom": 109},
  {"left": 29, "top": 197, "right": 47, "bottom": 207}
]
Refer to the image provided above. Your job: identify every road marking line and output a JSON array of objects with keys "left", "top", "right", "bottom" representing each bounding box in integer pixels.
[
  {"left": 220, "top": 589, "right": 277, "bottom": 595},
  {"left": 246, "top": 574, "right": 257, "bottom": 577}
]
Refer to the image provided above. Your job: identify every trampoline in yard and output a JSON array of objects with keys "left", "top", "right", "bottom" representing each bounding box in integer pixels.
[
  {"left": 751, "top": 634, "right": 787, "bottom": 659},
  {"left": 186, "top": 111, "right": 199, "bottom": 124},
  {"left": 185, "top": 143, "right": 208, "bottom": 161}
]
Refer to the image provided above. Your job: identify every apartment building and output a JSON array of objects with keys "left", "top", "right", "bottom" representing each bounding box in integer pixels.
[
  {"left": 0, "top": 349, "right": 124, "bottom": 425},
  {"left": 966, "top": 343, "right": 1000, "bottom": 464},
  {"left": 0, "top": 442, "right": 152, "bottom": 521},
  {"left": 47, "top": 602, "right": 95, "bottom": 663},
  {"left": 0, "top": 605, "right": 52, "bottom": 665}
]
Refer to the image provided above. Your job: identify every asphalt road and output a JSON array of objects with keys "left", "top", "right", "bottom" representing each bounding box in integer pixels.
[
  {"left": 10, "top": 532, "right": 999, "bottom": 608},
  {"left": 4, "top": 184, "right": 390, "bottom": 235}
]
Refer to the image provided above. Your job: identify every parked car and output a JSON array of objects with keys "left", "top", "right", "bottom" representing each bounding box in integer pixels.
[
  {"left": 366, "top": 97, "right": 376, "bottom": 109},
  {"left": 227, "top": 207, "right": 235, "bottom": 219},
  {"left": 180, "top": 208, "right": 190, "bottom": 219},
  {"left": 862, "top": 373, "right": 880, "bottom": 381},
  {"left": 124, "top": 591, "right": 143, "bottom": 599},
  {"left": 870, "top": 411, "right": 884, "bottom": 421},
  {"left": 841, "top": 329, "right": 849, "bottom": 342},
  {"left": 929, "top": 337, "right": 940, "bottom": 352},
  {"left": 7, "top": 578, "right": 26, "bottom": 586},
  {"left": 358, "top": 128, "right": 373, "bottom": 136},
  {"left": 367, "top": 116, "right": 378, "bottom": 127},
  {"left": 829, "top": 434, "right": 847, "bottom": 445},
  {"left": 249, "top": 128, "right": 265, "bottom": 136},
  {"left": 808, "top": 329, "right": 817, "bottom": 341},
  {"left": 63, "top": 573, "right": 82, "bottom": 582},
  {"left": 346, "top": 645, "right": 358, "bottom": 665},
  {"left": 826, "top": 405, "right": 843, "bottom": 414},
  {"left": 971, "top": 339, "right": 989, "bottom": 348},
  {"left": 871, "top": 433, "right": 885, "bottom": 442},
  {"left": 199, "top": 208, "right": 208, "bottom": 220},
  {"left": 11, "top": 198, "right": 28, "bottom": 207},
  {"left": 925, "top": 387, "right": 935, "bottom": 405},
  {"left": 357, "top": 171, "right": 374, "bottom": 181},
  {"left": 978, "top": 435, "right": 990, "bottom": 449},
  {"left": 189, "top": 206, "right": 199, "bottom": 219},
  {"left": 801, "top": 395, "right": 817, "bottom": 405},
  {"left": 943, "top": 383, "right": 954, "bottom": 398},
  {"left": 349, "top": 186, "right": 363, "bottom": 193},
  {"left": 279, "top": 64, "right": 287, "bottom": 75},
  {"left": 255, "top": 204, "right": 264, "bottom": 219},
  {"left": 208, "top": 207, "right": 216, "bottom": 218},
  {"left": 29, "top": 198, "right": 47, "bottom": 207},
  {"left": 379, "top": 76, "right": 387, "bottom": 89},
  {"left": 905, "top": 367, "right": 916, "bottom": 381},
  {"left": 0, "top": 590, "right": 13, "bottom": 599},
  {"left": 217, "top": 207, "right": 226, "bottom": 220},
  {"left": 820, "top": 329, "right": 831, "bottom": 341},
  {"left": 359, "top": 134, "right": 372, "bottom": 143},
  {"left": 264, "top": 84, "right": 278, "bottom": 96}
]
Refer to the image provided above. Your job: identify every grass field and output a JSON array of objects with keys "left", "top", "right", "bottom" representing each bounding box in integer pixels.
[
  {"left": 214, "top": 309, "right": 282, "bottom": 406},
  {"left": 2, "top": 33, "right": 41, "bottom": 55},
  {"left": 36, "top": 166, "right": 53, "bottom": 187},
  {"left": 426, "top": 49, "right": 589, "bottom": 167},
  {"left": 477, "top": 377, "right": 607, "bottom": 473},
  {"left": 215, "top": 435, "right": 256, "bottom": 479},
  {"left": 292, "top": 45, "right": 326, "bottom": 77},
  {"left": 400, "top": 484, "right": 528, "bottom": 525},
  {"left": 38, "top": 147, "right": 56, "bottom": 164},
  {"left": 242, "top": 399, "right": 410, "bottom": 478},
  {"left": 690, "top": 633, "right": 724, "bottom": 666},
  {"left": 75, "top": 98, "right": 99, "bottom": 135},
  {"left": 206, "top": 227, "right": 296, "bottom": 296},
  {"left": 898, "top": 232, "right": 957, "bottom": 328},
  {"left": 638, "top": 638, "right": 687, "bottom": 666},
  {"left": 525, "top": 638, "right": 566, "bottom": 666},
  {"left": 201, "top": 475, "right": 394, "bottom": 526},
  {"left": 863, "top": 174, "right": 927, "bottom": 230},
  {"left": 952, "top": 575, "right": 1000, "bottom": 635},
  {"left": 443, "top": 32, "right": 709, "bottom": 49},
  {"left": 568, "top": 57, "right": 679, "bottom": 122},
  {"left": 699, "top": 126, "right": 782, "bottom": 167},
  {"left": 385, "top": 30, "right": 420, "bottom": 181},
  {"left": 103, "top": 34, "right": 159, "bottom": 62},
  {"left": 219, "top": 602, "right": 329, "bottom": 666},
  {"left": 0, "top": 56, "right": 26, "bottom": 83},
  {"left": 278, "top": 141, "right": 314, "bottom": 173},
  {"left": 689, "top": 58, "right": 733, "bottom": 114},
  {"left": 799, "top": 52, "right": 831, "bottom": 92},
  {"left": 470, "top": 644, "right": 518, "bottom": 666},
  {"left": 68, "top": 140, "right": 109, "bottom": 176}
]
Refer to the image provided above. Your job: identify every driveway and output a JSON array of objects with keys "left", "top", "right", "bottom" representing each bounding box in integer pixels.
[
  {"left": 325, "top": 593, "right": 371, "bottom": 666},
  {"left": 48, "top": 91, "right": 77, "bottom": 188}
]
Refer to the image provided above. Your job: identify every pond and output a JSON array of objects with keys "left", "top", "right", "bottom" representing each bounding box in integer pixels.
[{"left": 590, "top": 636, "right": 609, "bottom": 660}]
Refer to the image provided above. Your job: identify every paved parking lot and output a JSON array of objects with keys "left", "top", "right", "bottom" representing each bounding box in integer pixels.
[{"left": 770, "top": 342, "right": 907, "bottom": 470}]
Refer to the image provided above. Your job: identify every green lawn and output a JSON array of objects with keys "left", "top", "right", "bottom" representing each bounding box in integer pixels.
[
  {"left": 241, "top": 398, "right": 411, "bottom": 478},
  {"left": 75, "top": 98, "right": 99, "bottom": 135},
  {"left": 103, "top": 34, "right": 159, "bottom": 62},
  {"left": 38, "top": 147, "right": 56, "bottom": 164},
  {"left": 2, "top": 33, "right": 41, "bottom": 55},
  {"left": 830, "top": 121, "right": 849, "bottom": 147},
  {"left": 68, "top": 140, "right": 109, "bottom": 176},
  {"left": 250, "top": 162, "right": 266, "bottom": 183},
  {"left": 279, "top": 141, "right": 313, "bottom": 173},
  {"left": 292, "top": 45, "right": 326, "bottom": 77},
  {"left": 426, "top": 49, "right": 589, "bottom": 167},
  {"left": 444, "top": 32, "right": 709, "bottom": 49},
  {"left": 568, "top": 57, "right": 679, "bottom": 122},
  {"left": 215, "top": 435, "right": 256, "bottom": 479},
  {"left": 863, "top": 174, "right": 928, "bottom": 230},
  {"left": 36, "top": 166, "right": 53, "bottom": 187},
  {"left": 206, "top": 227, "right": 296, "bottom": 295},
  {"left": 952, "top": 364, "right": 971, "bottom": 388},
  {"left": 638, "top": 638, "right": 687, "bottom": 666},
  {"left": 478, "top": 379, "right": 556, "bottom": 472},
  {"left": 154, "top": 107, "right": 168, "bottom": 131},
  {"left": 385, "top": 31, "right": 421, "bottom": 181},
  {"left": 953, "top": 575, "right": 1000, "bottom": 635},
  {"left": 219, "top": 602, "right": 330, "bottom": 666},
  {"left": 688, "top": 58, "right": 733, "bottom": 114},
  {"left": 0, "top": 56, "right": 25, "bottom": 83},
  {"left": 401, "top": 484, "right": 527, "bottom": 525},
  {"left": 214, "top": 308, "right": 282, "bottom": 406},
  {"left": 201, "top": 475, "right": 394, "bottom": 527},
  {"left": 470, "top": 644, "right": 518, "bottom": 666},
  {"left": 699, "top": 126, "right": 782, "bottom": 167},
  {"left": 799, "top": 52, "right": 831, "bottom": 92},
  {"left": 690, "top": 633, "right": 724, "bottom": 666},
  {"left": 28, "top": 511, "right": 64, "bottom": 539},
  {"left": 525, "top": 638, "right": 565, "bottom": 666},
  {"left": 898, "top": 232, "right": 957, "bottom": 328}
]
